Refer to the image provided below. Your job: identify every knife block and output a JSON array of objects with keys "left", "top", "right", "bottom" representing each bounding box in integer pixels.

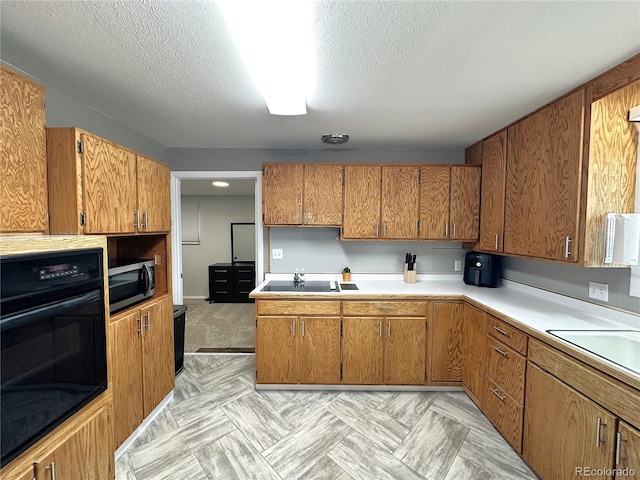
[{"left": 403, "top": 263, "right": 416, "bottom": 283}]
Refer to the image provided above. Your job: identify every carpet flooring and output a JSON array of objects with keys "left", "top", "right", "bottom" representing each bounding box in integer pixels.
[{"left": 183, "top": 300, "right": 255, "bottom": 352}]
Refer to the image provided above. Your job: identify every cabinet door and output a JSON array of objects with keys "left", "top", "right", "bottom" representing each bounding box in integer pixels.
[
  {"left": 303, "top": 164, "right": 343, "bottom": 226},
  {"left": 617, "top": 422, "right": 640, "bottom": 476},
  {"left": 81, "top": 134, "right": 137, "bottom": 234},
  {"left": 431, "top": 302, "right": 463, "bottom": 382},
  {"left": 343, "top": 165, "right": 382, "bottom": 239},
  {"left": 49, "top": 405, "right": 114, "bottom": 480},
  {"left": 1, "top": 67, "right": 48, "bottom": 233},
  {"left": 110, "top": 311, "right": 144, "bottom": 448},
  {"left": 298, "top": 317, "right": 341, "bottom": 384},
  {"left": 380, "top": 166, "right": 419, "bottom": 239},
  {"left": 141, "top": 296, "right": 175, "bottom": 415},
  {"left": 523, "top": 363, "right": 616, "bottom": 480},
  {"left": 255, "top": 316, "right": 298, "bottom": 383},
  {"left": 450, "top": 165, "right": 480, "bottom": 241},
  {"left": 263, "top": 163, "right": 303, "bottom": 225},
  {"left": 462, "top": 306, "right": 486, "bottom": 405},
  {"left": 504, "top": 90, "right": 584, "bottom": 262},
  {"left": 384, "top": 318, "right": 426, "bottom": 385},
  {"left": 479, "top": 131, "right": 507, "bottom": 252},
  {"left": 419, "top": 165, "right": 450, "bottom": 240},
  {"left": 137, "top": 155, "right": 171, "bottom": 232},
  {"left": 342, "top": 317, "right": 383, "bottom": 384}
]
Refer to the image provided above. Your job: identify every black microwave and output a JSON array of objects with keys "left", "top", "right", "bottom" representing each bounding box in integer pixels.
[{"left": 108, "top": 259, "right": 155, "bottom": 313}]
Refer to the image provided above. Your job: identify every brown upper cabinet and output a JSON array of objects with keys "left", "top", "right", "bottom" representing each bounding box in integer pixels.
[
  {"left": 472, "top": 54, "right": 640, "bottom": 266},
  {"left": 478, "top": 131, "right": 507, "bottom": 252},
  {"left": 47, "top": 128, "right": 171, "bottom": 235},
  {"left": 419, "top": 165, "right": 480, "bottom": 241},
  {"left": 1, "top": 67, "right": 48, "bottom": 233},
  {"left": 262, "top": 163, "right": 343, "bottom": 226},
  {"left": 504, "top": 90, "right": 585, "bottom": 262},
  {"left": 343, "top": 165, "right": 420, "bottom": 240}
]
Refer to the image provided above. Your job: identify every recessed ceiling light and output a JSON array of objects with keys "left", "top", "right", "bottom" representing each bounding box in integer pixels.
[
  {"left": 322, "top": 134, "right": 350, "bottom": 145},
  {"left": 212, "top": 181, "right": 230, "bottom": 187}
]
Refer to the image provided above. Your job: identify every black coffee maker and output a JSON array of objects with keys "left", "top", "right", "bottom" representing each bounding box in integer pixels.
[{"left": 463, "top": 252, "right": 500, "bottom": 287}]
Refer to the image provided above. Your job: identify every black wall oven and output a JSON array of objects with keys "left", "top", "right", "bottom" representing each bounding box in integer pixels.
[{"left": 0, "top": 248, "right": 107, "bottom": 467}]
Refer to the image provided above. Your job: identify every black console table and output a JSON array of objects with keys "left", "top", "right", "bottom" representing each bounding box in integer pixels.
[{"left": 208, "top": 263, "right": 255, "bottom": 303}]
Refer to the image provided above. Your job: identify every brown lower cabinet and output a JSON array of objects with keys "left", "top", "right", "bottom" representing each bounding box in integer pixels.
[
  {"left": 255, "top": 315, "right": 341, "bottom": 384},
  {"left": 462, "top": 305, "right": 487, "bottom": 405},
  {"left": 524, "top": 363, "right": 617, "bottom": 480},
  {"left": 2, "top": 397, "right": 114, "bottom": 480},
  {"left": 431, "top": 302, "right": 463, "bottom": 382},
  {"left": 110, "top": 295, "right": 175, "bottom": 449},
  {"left": 617, "top": 422, "right": 640, "bottom": 478}
]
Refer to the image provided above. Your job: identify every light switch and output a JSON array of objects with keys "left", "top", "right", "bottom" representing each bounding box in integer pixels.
[{"left": 272, "top": 248, "right": 283, "bottom": 260}]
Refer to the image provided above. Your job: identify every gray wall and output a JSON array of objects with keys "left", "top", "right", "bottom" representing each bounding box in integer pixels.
[
  {"left": 269, "top": 227, "right": 465, "bottom": 274},
  {"left": 502, "top": 258, "right": 640, "bottom": 314},
  {"left": 181, "top": 195, "right": 255, "bottom": 297},
  {"left": 167, "top": 148, "right": 463, "bottom": 171},
  {"left": 1, "top": 60, "right": 167, "bottom": 162}
]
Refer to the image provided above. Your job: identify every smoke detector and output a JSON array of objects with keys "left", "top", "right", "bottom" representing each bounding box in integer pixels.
[{"left": 321, "top": 133, "right": 350, "bottom": 145}]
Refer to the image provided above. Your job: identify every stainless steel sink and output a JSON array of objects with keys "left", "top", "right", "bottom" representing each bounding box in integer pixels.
[{"left": 547, "top": 330, "right": 640, "bottom": 375}]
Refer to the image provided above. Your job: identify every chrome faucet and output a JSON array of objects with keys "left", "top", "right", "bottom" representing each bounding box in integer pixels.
[{"left": 293, "top": 269, "right": 305, "bottom": 283}]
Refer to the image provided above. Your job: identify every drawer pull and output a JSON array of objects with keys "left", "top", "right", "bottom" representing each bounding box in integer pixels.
[
  {"left": 214, "top": 269, "right": 228, "bottom": 273},
  {"left": 491, "top": 345, "right": 508, "bottom": 357},
  {"left": 492, "top": 325, "right": 510, "bottom": 337},
  {"left": 388, "top": 322, "right": 391, "bottom": 336},
  {"left": 378, "top": 306, "right": 394, "bottom": 310},
  {"left": 215, "top": 279, "right": 228, "bottom": 283},
  {"left": 216, "top": 291, "right": 229, "bottom": 294},
  {"left": 238, "top": 279, "right": 252, "bottom": 283},
  {"left": 292, "top": 320, "right": 295, "bottom": 337},
  {"left": 238, "top": 269, "right": 252, "bottom": 273},
  {"left": 301, "top": 320, "right": 305, "bottom": 337},
  {"left": 379, "top": 321, "right": 382, "bottom": 336},
  {"left": 45, "top": 462, "right": 56, "bottom": 480},
  {"left": 490, "top": 388, "right": 505, "bottom": 401},
  {"left": 616, "top": 431, "right": 623, "bottom": 465}
]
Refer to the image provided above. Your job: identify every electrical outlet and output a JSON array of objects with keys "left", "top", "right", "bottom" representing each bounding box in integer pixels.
[
  {"left": 272, "top": 248, "right": 283, "bottom": 260},
  {"left": 588, "top": 282, "right": 609, "bottom": 302},
  {"left": 454, "top": 260, "right": 462, "bottom": 271}
]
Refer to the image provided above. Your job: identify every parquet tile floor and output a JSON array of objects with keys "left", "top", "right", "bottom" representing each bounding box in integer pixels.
[{"left": 116, "top": 354, "right": 538, "bottom": 480}]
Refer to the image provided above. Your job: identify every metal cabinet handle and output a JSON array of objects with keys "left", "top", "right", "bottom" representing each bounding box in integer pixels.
[
  {"left": 134, "top": 210, "right": 141, "bottom": 229},
  {"left": 565, "top": 236, "right": 572, "bottom": 258},
  {"left": 453, "top": 223, "right": 457, "bottom": 238},
  {"left": 292, "top": 320, "right": 295, "bottom": 336},
  {"left": 491, "top": 345, "right": 508, "bottom": 357},
  {"left": 297, "top": 208, "right": 301, "bottom": 223},
  {"left": 142, "top": 210, "right": 148, "bottom": 229},
  {"left": 377, "top": 305, "right": 394, "bottom": 310},
  {"left": 45, "top": 462, "right": 56, "bottom": 480},
  {"left": 490, "top": 388, "right": 505, "bottom": 401},
  {"left": 445, "top": 223, "right": 449, "bottom": 238},
  {"left": 301, "top": 320, "right": 305, "bottom": 337},
  {"left": 595, "top": 417, "right": 603, "bottom": 447},
  {"left": 616, "top": 431, "right": 623, "bottom": 465},
  {"left": 379, "top": 321, "right": 382, "bottom": 336},
  {"left": 375, "top": 223, "right": 379, "bottom": 236},
  {"left": 383, "top": 223, "right": 387, "bottom": 237},
  {"left": 137, "top": 316, "right": 143, "bottom": 334},
  {"left": 305, "top": 209, "right": 309, "bottom": 224},
  {"left": 146, "top": 311, "right": 151, "bottom": 330},
  {"left": 388, "top": 322, "right": 391, "bottom": 336},
  {"left": 492, "top": 325, "right": 510, "bottom": 337},
  {"left": 495, "top": 234, "right": 499, "bottom": 250}
]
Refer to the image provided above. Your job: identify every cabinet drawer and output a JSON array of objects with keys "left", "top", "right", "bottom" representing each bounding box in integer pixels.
[
  {"left": 343, "top": 301, "right": 426, "bottom": 317},
  {"left": 484, "top": 376, "right": 524, "bottom": 453},
  {"left": 257, "top": 301, "right": 341, "bottom": 316},
  {"left": 488, "top": 317, "right": 528, "bottom": 355},
  {"left": 234, "top": 267, "right": 255, "bottom": 279},
  {"left": 486, "top": 336, "right": 526, "bottom": 404}
]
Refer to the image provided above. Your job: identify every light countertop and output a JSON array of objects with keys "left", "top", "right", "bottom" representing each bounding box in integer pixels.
[{"left": 251, "top": 273, "right": 640, "bottom": 389}]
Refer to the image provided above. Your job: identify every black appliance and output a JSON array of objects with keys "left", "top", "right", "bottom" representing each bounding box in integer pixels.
[
  {"left": 108, "top": 258, "right": 155, "bottom": 313},
  {"left": 463, "top": 252, "right": 501, "bottom": 287},
  {"left": 0, "top": 248, "right": 107, "bottom": 467},
  {"left": 173, "top": 304, "right": 187, "bottom": 377}
]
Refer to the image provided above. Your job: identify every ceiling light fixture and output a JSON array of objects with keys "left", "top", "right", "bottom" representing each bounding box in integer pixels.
[
  {"left": 219, "top": 0, "right": 315, "bottom": 116},
  {"left": 629, "top": 105, "right": 640, "bottom": 122},
  {"left": 212, "top": 181, "right": 230, "bottom": 187},
  {"left": 322, "top": 133, "right": 350, "bottom": 145}
]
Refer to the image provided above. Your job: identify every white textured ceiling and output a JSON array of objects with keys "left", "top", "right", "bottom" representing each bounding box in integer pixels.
[{"left": 1, "top": 1, "right": 639, "bottom": 150}]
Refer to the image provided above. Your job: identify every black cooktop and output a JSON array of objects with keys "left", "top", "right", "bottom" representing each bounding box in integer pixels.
[{"left": 262, "top": 281, "right": 334, "bottom": 292}]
